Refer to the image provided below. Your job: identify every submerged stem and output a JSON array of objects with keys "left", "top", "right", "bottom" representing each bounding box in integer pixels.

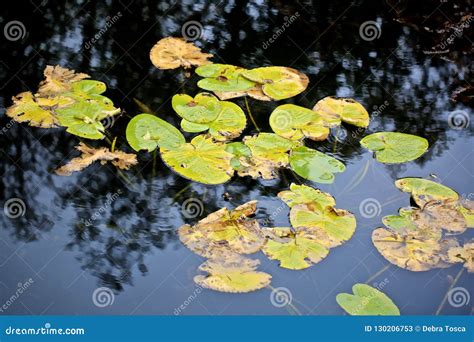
[
  {"left": 244, "top": 97, "right": 260, "bottom": 132},
  {"left": 435, "top": 267, "right": 465, "bottom": 315}
]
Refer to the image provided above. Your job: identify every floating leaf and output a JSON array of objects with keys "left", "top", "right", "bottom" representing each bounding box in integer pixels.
[
  {"left": 181, "top": 101, "right": 246, "bottom": 141},
  {"left": 394, "top": 178, "right": 459, "bottom": 206},
  {"left": 278, "top": 183, "right": 335, "bottom": 209},
  {"left": 360, "top": 132, "right": 429, "bottom": 163},
  {"left": 270, "top": 104, "right": 329, "bottom": 141},
  {"left": 312, "top": 97, "right": 369, "bottom": 128},
  {"left": 160, "top": 135, "right": 234, "bottom": 184},
  {"left": 262, "top": 227, "right": 330, "bottom": 270},
  {"left": 382, "top": 208, "right": 418, "bottom": 233},
  {"left": 289, "top": 146, "right": 345, "bottom": 184},
  {"left": 172, "top": 93, "right": 221, "bottom": 124},
  {"left": 55, "top": 143, "right": 137, "bottom": 176},
  {"left": 410, "top": 199, "right": 467, "bottom": 233},
  {"left": 126, "top": 113, "right": 185, "bottom": 152},
  {"left": 194, "top": 254, "right": 271, "bottom": 293},
  {"left": 444, "top": 241, "right": 474, "bottom": 272},
  {"left": 236, "top": 133, "right": 298, "bottom": 179},
  {"left": 336, "top": 284, "right": 400, "bottom": 315},
  {"left": 459, "top": 201, "right": 474, "bottom": 228},
  {"left": 196, "top": 64, "right": 256, "bottom": 92},
  {"left": 371, "top": 227, "right": 452, "bottom": 271},
  {"left": 149, "top": 37, "right": 213, "bottom": 70},
  {"left": 241, "top": 67, "right": 309, "bottom": 100},
  {"left": 37, "top": 65, "right": 89, "bottom": 96},
  {"left": 178, "top": 201, "right": 265, "bottom": 258},
  {"left": 290, "top": 204, "right": 356, "bottom": 247},
  {"left": 225, "top": 142, "right": 252, "bottom": 170}
]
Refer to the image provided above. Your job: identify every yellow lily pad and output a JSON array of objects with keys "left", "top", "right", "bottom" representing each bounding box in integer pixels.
[
  {"left": 394, "top": 178, "right": 459, "bottom": 206},
  {"left": 312, "top": 96, "right": 369, "bottom": 128},
  {"left": 336, "top": 284, "right": 400, "bottom": 315},
  {"left": 149, "top": 37, "right": 213, "bottom": 70},
  {"left": 172, "top": 93, "right": 221, "bottom": 124},
  {"left": 37, "top": 65, "right": 89, "bottom": 96},
  {"left": 444, "top": 241, "right": 474, "bottom": 273},
  {"left": 278, "top": 183, "right": 336, "bottom": 209},
  {"left": 410, "top": 199, "right": 467, "bottom": 234}
]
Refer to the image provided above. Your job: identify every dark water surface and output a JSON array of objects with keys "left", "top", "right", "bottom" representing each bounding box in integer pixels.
[{"left": 0, "top": 0, "right": 473, "bottom": 315}]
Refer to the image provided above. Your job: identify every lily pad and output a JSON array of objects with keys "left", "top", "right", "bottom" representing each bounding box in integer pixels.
[
  {"left": 290, "top": 204, "right": 357, "bottom": 247},
  {"left": 444, "top": 241, "right": 474, "bottom": 272},
  {"left": 194, "top": 254, "right": 271, "bottom": 293},
  {"left": 312, "top": 97, "right": 370, "bottom": 128},
  {"left": 196, "top": 64, "right": 256, "bottom": 92},
  {"left": 126, "top": 113, "right": 185, "bottom": 152},
  {"left": 394, "top": 178, "right": 459, "bottom": 206},
  {"left": 225, "top": 142, "right": 252, "bottom": 170},
  {"left": 410, "top": 199, "right": 467, "bottom": 233},
  {"left": 382, "top": 208, "right": 418, "bottom": 233},
  {"left": 178, "top": 201, "right": 265, "bottom": 258},
  {"left": 241, "top": 67, "right": 309, "bottom": 100},
  {"left": 37, "top": 65, "right": 89, "bottom": 96},
  {"left": 360, "top": 132, "right": 429, "bottom": 163},
  {"left": 278, "top": 183, "right": 336, "bottom": 209},
  {"left": 336, "top": 284, "right": 400, "bottom": 315},
  {"left": 289, "top": 146, "right": 345, "bottom": 184},
  {"left": 270, "top": 104, "right": 330, "bottom": 141},
  {"left": 172, "top": 93, "right": 221, "bottom": 124},
  {"left": 181, "top": 101, "right": 247, "bottom": 141},
  {"left": 459, "top": 201, "right": 474, "bottom": 228},
  {"left": 149, "top": 37, "right": 213, "bottom": 70},
  {"left": 262, "top": 227, "right": 330, "bottom": 270},
  {"left": 160, "top": 135, "right": 234, "bottom": 184}
]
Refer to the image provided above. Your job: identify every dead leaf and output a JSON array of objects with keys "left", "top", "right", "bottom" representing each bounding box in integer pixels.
[{"left": 38, "top": 65, "right": 90, "bottom": 96}]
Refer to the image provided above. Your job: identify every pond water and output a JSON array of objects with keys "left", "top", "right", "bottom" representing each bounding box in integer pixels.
[{"left": 0, "top": 0, "right": 472, "bottom": 315}]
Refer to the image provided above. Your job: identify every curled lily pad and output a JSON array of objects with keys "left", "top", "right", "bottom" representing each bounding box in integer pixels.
[
  {"left": 149, "top": 37, "right": 213, "bottom": 70},
  {"left": 360, "top": 132, "right": 429, "bottom": 163},
  {"left": 242, "top": 67, "right": 309, "bottom": 100},
  {"left": 37, "top": 65, "right": 89, "bottom": 96},
  {"left": 290, "top": 204, "right": 356, "bottom": 247},
  {"left": 178, "top": 201, "right": 265, "bottom": 258},
  {"left": 394, "top": 178, "right": 459, "bottom": 206},
  {"left": 444, "top": 241, "right": 474, "bottom": 272},
  {"left": 270, "top": 104, "right": 329, "bottom": 141},
  {"left": 312, "top": 97, "right": 369, "bottom": 128},
  {"left": 196, "top": 64, "right": 256, "bottom": 92},
  {"left": 160, "top": 135, "right": 234, "bottom": 184},
  {"left": 289, "top": 146, "right": 345, "bottom": 184},
  {"left": 126, "top": 113, "right": 185, "bottom": 152},
  {"left": 262, "top": 227, "right": 330, "bottom": 270},
  {"left": 336, "top": 284, "right": 400, "bottom": 316},
  {"left": 172, "top": 93, "right": 221, "bottom": 124},
  {"left": 278, "top": 183, "right": 335, "bottom": 209},
  {"left": 371, "top": 227, "right": 452, "bottom": 271},
  {"left": 236, "top": 133, "right": 299, "bottom": 179},
  {"left": 194, "top": 254, "right": 271, "bottom": 293},
  {"left": 181, "top": 101, "right": 246, "bottom": 141}
]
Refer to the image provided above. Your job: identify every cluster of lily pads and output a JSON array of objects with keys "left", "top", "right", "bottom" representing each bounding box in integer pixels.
[
  {"left": 178, "top": 183, "right": 357, "bottom": 293},
  {"left": 372, "top": 177, "right": 473, "bottom": 272}
]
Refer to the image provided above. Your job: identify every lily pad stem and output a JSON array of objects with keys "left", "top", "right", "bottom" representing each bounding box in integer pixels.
[
  {"left": 435, "top": 267, "right": 465, "bottom": 315},
  {"left": 244, "top": 97, "right": 260, "bottom": 132}
]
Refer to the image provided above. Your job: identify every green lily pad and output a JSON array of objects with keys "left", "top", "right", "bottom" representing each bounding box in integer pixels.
[
  {"left": 71, "top": 79, "right": 107, "bottom": 95},
  {"left": 262, "top": 227, "right": 330, "bottom": 270},
  {"left": 241, "top": 66, "right": 309, "bottom": 100},
  {"left": 313, "top": 97, "right": 369, "bottom": 128},
  {"left": 181, "top": 101, "right": 246, "bottom": 141},
  {"left": 160, "top": 135, "right": 234, "bottom": 184},
  {"left": 394, "top": 178, "right": 459, "bottom": 206},
  {"left": 278, "top": 183, "right": 336, "bottom": 209},
  {"left": 196, "top": 64, "right": 256, "bottom": 92},
  {"left": 270, "top": 104, "right": 329, "bottom": 141},
  {"left": 126, "top": 113, "right": 185, "bottom": 152},
  {"left": 290, "top": 204, "right": 356, "bottom": 247},
  {"left": 459, "top": 202, "right": 474, "bottom": 228},
  {"left": 336, "top": 284, "right": 400, "bottom": 315},
  {"left": 289, "top": 146, "right": 345, "bottom": 184},
  {"left": 360, "top": 132, "right": 429, "bottom": 163},
  {"left": 225, "top": 142, "right": 252, "bottom": 170},
  {"left": 172, "top": 93, "right": 221, "bottom": 124},
  {"left": 382, "top": 208, "right": 418, "bottom": 233}
]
